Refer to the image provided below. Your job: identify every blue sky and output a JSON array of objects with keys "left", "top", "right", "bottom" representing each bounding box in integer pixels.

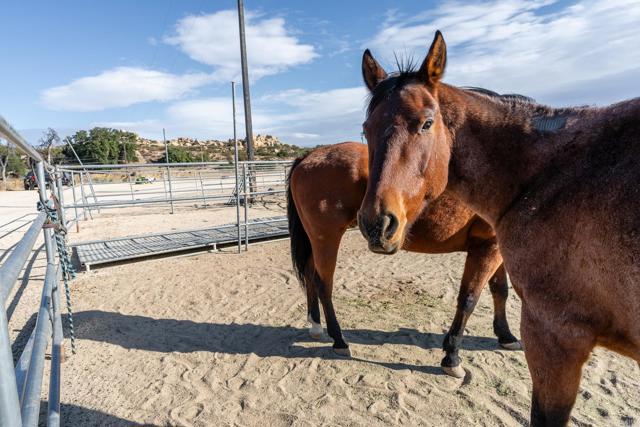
[{"left": 1, "top": 0, "right": 639, "bottom": 146}]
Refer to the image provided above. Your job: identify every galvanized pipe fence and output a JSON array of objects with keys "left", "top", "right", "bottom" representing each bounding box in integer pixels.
[
  {"left": 0, "top": 115, "right": 67, "bottom": 426},
  {"left": 58, "top": 160, "right": 292, "bottom": 253}
]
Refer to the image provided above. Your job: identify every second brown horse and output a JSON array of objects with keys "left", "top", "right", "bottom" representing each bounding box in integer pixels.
[{"left": 287, "top": 141, "right": 520, "bottom": 377}]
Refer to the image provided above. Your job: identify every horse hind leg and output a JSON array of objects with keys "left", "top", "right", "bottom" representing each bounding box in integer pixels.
[
  {"left": 311, "top": 237, "right": 350, "bottom": 357},
  {"left": 488, "top": 264, "right": 521, "bottom": 350},
  {"left": 305, "top": 264, "right": 323, "bottom": 339},
  {"left": 441, "top": 239, "right": 502, "bottom": 378}
]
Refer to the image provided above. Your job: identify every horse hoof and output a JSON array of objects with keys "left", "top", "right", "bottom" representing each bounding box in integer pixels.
[
  {"left": 309, "top": 329, "right": 323, "bottom": 340},
  {"left": 442, "top": 365, "right": 466, "bottom": 378},
  {"left": 333, "top": 347, "right": 351, "bottom": 357},
  {"left": 500, "top": 341, "right": 523, "bottom": 351},
  {"left": 308, "top": 314, "right": 323, "bottom": 340}
]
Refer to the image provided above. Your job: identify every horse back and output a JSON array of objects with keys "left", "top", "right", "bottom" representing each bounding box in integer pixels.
[{"left": 289, "top": 142, "right": 369, "bottom": 235}]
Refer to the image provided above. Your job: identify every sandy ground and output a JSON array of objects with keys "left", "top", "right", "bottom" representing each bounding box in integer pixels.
[{"left": 2, "top": 189, "right": 639, "bottom": 426}]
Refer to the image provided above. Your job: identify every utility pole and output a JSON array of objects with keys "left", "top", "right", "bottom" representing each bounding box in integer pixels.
[
  {"left": 236, "top": 0, "right": 255, "bottom": 161},
  {"left": 232, "top": 81, "right": 242, "bottom": 253}
]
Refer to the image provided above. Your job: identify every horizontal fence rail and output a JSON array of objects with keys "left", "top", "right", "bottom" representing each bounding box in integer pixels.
[{"left": 0, "top": 115, "right": 44, "bottom": 162}]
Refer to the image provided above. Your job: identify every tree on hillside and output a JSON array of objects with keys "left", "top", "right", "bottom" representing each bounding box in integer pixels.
[
  {"left": 38, "top": 128, "right": 60, "bottom": 163},
  {"left": 0, "top": 141, "right": 28, "bottom": 188},
  {"left": 165, "top": 146, "right": 194, "bottom": 163},
  {"left": 63, "top": 128, "right": 138, "bottom": 164},
  {"left": 0, "top": 143, "right": 8, "bottom": 185}
]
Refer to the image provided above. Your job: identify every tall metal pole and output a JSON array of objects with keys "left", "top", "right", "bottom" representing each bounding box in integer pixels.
[
  {"left": 163, "top": 128, "right": 169, "bottom": 164},
  {"left": 236, "top": 0, "right": 255, "bottom": 162},
  {"left": 232, "top": 82, "right": 241, "bottom": 253},
  {"left": 163, "top": 129, "right": 174, "bottom": 214}
]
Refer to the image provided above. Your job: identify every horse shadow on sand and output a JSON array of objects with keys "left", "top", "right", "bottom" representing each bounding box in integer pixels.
[{"left": 72, "top": 310, "right": 506, "bottom": 375}]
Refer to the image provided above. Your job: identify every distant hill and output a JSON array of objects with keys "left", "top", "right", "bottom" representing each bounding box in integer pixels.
[{"left": 136, "top": 134, "right": 309, "bottom": 163}]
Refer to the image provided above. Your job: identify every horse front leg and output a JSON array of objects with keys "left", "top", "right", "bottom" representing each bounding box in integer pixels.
[
  {"left": 521, "top": 301, "right": 593, "bottom": 427},
  {"left": 441, "top": 239, "right": 502, "bottom": 378},
  {"left": 488, "top": 264, "right": 521, "bottom": 349}
]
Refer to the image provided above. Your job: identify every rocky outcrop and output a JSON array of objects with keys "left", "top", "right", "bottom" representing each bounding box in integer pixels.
[{"left": 134, "top": 134, "right": 288, "bottom": 163}]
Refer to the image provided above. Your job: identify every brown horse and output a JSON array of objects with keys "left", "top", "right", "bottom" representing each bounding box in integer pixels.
[
  {"left": 287, "top": 141, "right": 520, "bottom": 378},
  {"left": 359, "top": 31, "right": 640, "bottom": 426}
]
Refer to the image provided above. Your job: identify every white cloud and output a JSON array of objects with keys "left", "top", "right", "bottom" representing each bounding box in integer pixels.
[
  {"left": 157, "top": 87, "right": 367, "bottom": 145},
  {"left": 41, "top": 67, "right": 213, "bottom": 112},
  {"left": 291, "top": 132, "right": 320, "bottom": 139},
  {"left": 165, "top": 10, "right": 318, "bottom": 81},
  {"left": 90, "top": 119, "right": 161, "bottom": 133},
  {"left": 95, "top": 86, "right": 367, "bottom": 146},
  {"left": 365, "top": 0, "right": 640, "bottom": 105},
  {"left": 261, "top": 87, "right": 367, "bottom": 121}
]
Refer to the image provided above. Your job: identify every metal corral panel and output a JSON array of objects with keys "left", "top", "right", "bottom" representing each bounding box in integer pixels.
[{"left": 72, "top": 216, "right": 289, "bottom": 269}]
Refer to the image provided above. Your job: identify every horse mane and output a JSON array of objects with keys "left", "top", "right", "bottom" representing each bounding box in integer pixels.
[
  {"left": 461, "top": 86, "right": 536, "bottom": 104},
  {"left": 366, "top": 62, "right": 537, "bottom": 118},
  {"left": 365, "top": 60, "right": 599, "bottom": 134}
]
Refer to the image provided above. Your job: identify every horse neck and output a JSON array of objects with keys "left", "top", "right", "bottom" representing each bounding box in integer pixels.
[{"left": 438, "top": 84, "right": 575, "bottom": 226}]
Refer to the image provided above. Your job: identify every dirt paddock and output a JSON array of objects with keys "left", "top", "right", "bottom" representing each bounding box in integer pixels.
[{"left": 2, "top": 191, "right": 639, "bottom": 426}]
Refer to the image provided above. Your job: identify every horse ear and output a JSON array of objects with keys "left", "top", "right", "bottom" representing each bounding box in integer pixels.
[
  {"left": 362, "top": 49, "right": 388, "bottom": 92},
  {"left": 419, "top": 30, "right": 447, "bottom": 85}
]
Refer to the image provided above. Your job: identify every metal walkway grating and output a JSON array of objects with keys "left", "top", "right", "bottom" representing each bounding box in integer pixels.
[{"left": 72, "top": 216, "right": 289, "bottom": 270}]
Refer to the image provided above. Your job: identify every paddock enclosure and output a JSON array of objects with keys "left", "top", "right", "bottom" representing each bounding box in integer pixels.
[{"left": 56, "top": 161, "right": 291, "bottom": 270}]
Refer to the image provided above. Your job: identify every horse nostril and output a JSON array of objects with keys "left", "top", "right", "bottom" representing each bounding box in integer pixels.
[{"left": 384, "top": 213, "right": 399, "bottom": 240}]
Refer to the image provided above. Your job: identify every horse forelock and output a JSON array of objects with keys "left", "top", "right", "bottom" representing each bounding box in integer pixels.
[{"left": 367, "top": 72, "right": 418, "bottom": 118}]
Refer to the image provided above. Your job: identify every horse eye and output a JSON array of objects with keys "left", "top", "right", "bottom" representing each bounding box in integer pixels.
[{"left": 422, "top": 119, "right": 434, "bottom": 131}]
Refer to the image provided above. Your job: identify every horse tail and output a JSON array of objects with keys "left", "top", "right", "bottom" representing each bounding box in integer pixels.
[{"left": 287, "top": 153, "right": 313, "bottom": 289}]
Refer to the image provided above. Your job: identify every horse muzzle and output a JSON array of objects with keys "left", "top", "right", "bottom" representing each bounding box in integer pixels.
[{"left": 357, "top": 210, "right": 402, "bottom": 254}]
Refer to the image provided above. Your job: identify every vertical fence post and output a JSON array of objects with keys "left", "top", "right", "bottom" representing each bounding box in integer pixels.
[
  {"left": 243, "top": 163, "right": 249, "bottom": 251},
  {"left": 79, "top": 172, "right": 90, "bottom": 220},
  {"left": 166, "top": 167, "right": 175, "bottom": 214},
  {"left": 47, "top": 268, "right": 63, "bottom": 427},
  {"left": 164, "top": 130, "right": 175, "bottom": 214},
  {"left": 232, "top": 81, "right": 242, "bottom": 253},
  {"left": 70, "top": 171, "right": 80, "bottom": 231},
  {"left": 55, "top": 166, "right": 67, "bottom": 230},
  {"left": 198, "top": 171, "right": 207, "bottom": 207},
  {"left": 127, "top": 167, "right": 135, "bottom": 201},
  {"left": 20, "top": 161, "right": 58, "bottom": 426},
  {"left": 162, "top": 169, "right": 168, "bottom": 201},
  {"left": 0, "top": 303, "right": 22, "bottom": 426}
]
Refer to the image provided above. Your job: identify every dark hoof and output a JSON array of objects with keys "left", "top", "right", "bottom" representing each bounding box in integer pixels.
[
  {"left": 308, "top": 314, "right": 323, "bottom": 340},
  {"left": 333, "top": 347, "right": 351, "bottom": 357},
  {"left": 442, "top": 365, "right": 466, "bottom": 378},
  {"left": 500, "top": 340, "right": 523, "bottom": 351},
  {"left": 309, "top": 327, "right": 323, "bottom": 340}
]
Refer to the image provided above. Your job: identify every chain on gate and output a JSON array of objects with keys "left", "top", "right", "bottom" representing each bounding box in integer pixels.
[{"left": 38, "top": 194, "right": 77, "bottom": 354}]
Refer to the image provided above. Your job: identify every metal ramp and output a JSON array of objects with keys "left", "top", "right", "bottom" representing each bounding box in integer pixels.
[{"left": 72, "top": 216, "right": 288, "bottom": 270}]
